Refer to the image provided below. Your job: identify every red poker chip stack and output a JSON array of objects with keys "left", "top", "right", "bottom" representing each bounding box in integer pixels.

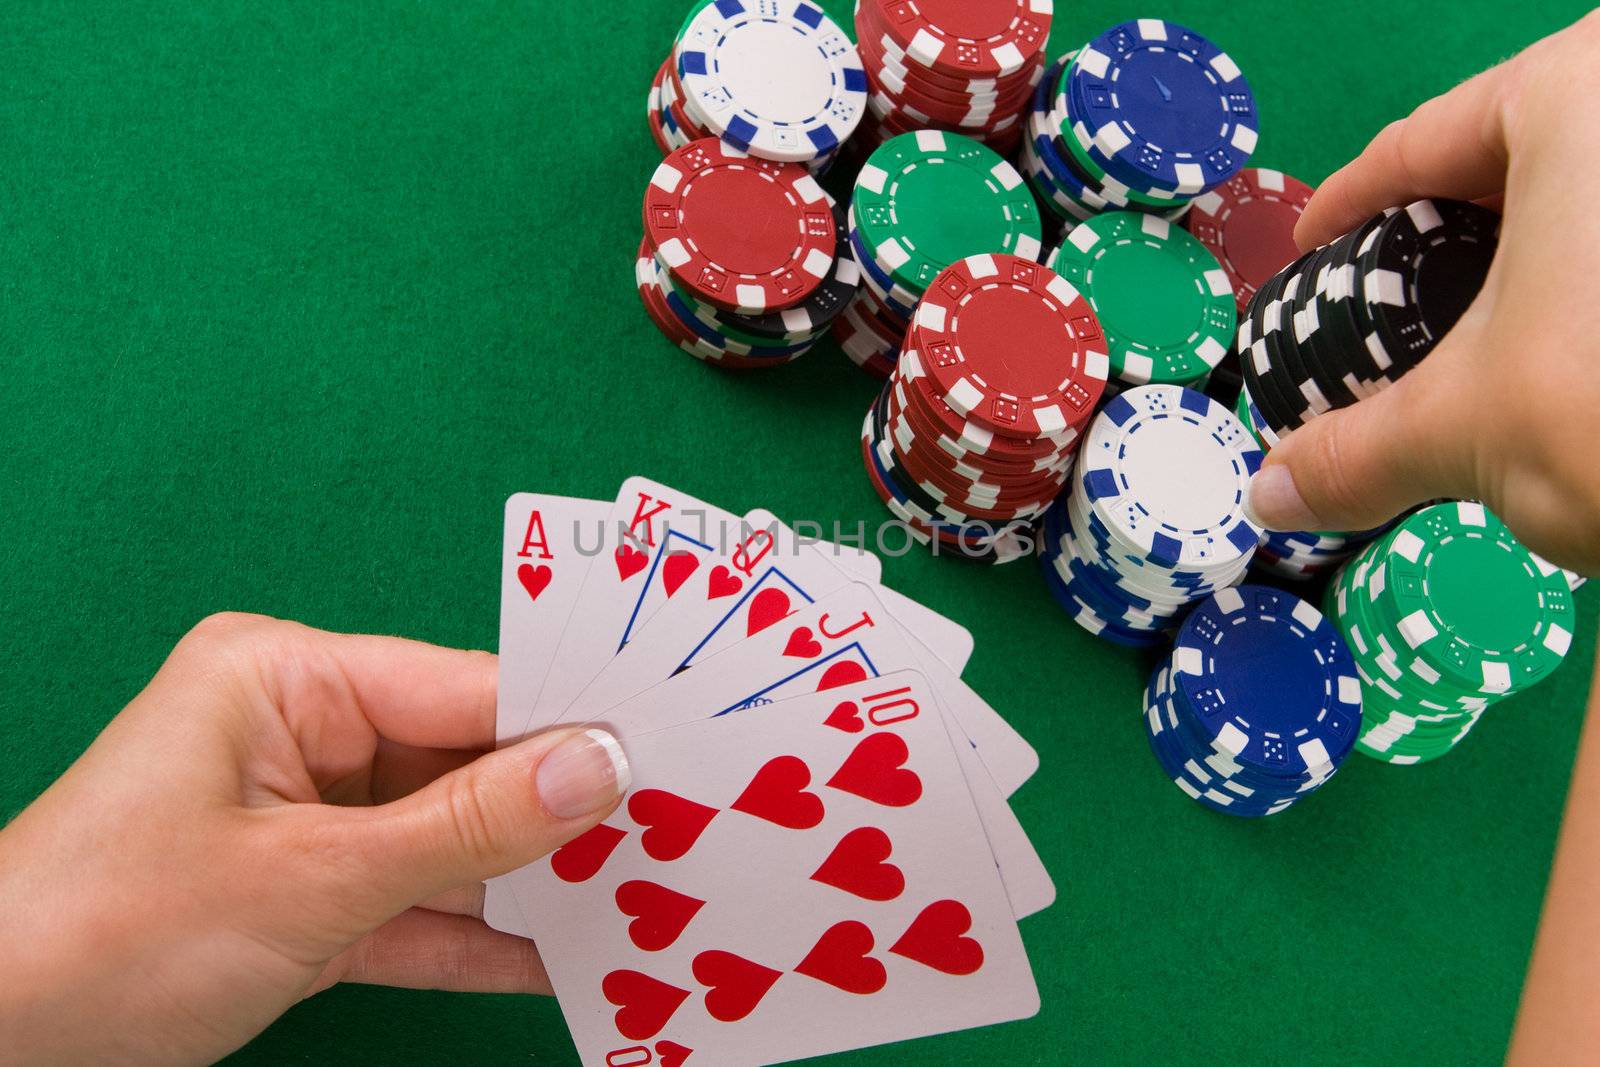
[
  {"left": 852, "top": 0, "right": 1052, "bottom": 156},
  {"left": 859, "top": 252, "right": 1110, "bottom": 562},
  {"left": 1183, "top": 166, "right": 1316, "bottom": 399},
  {"left": 638, "top": 138, "right": 856, "bottom": 369},
  {"left": 1184, "top": 168, "right": 1316, "bottom": 318}
]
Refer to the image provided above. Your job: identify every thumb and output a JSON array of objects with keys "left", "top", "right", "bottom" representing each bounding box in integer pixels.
[
  {"left": 1244, "top": 336, "right": 1481, "bottom": 533},
  {"left": 326, "top": 727, "right": 630, "bottom": 922}
]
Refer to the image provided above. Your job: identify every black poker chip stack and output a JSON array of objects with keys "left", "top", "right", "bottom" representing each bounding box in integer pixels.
[{"left": 1237, "top": 198, "right": 1500, "bottom": 439}]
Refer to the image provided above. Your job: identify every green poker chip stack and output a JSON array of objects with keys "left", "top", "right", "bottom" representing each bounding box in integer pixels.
[
  {"left": 1046, "top": 211, "right": 1235, "bottom": 388},
  {"left": 1324, "top": 501, "right": 1578, "bottom": 765},
  {"left": 852, "top": 131, "right": 1043, "bottom": 300}
]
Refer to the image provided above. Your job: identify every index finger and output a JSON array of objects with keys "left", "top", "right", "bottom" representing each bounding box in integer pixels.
[{"left": 1296, "top": 59, "right": 1515, "bottom": 248}]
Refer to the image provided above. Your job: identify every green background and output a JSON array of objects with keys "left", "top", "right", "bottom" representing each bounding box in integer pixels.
[{"left": 4, "top": 1, "right": 1596, "bottom": 1064}]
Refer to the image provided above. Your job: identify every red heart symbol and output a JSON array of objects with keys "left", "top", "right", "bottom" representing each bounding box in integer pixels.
[
  {"left": 602, "top": 970, "right": 690, "bottom": 1040},
  {"left": 616, "top": 880, "right": 706, "bottom": 952},
  {"left": 550, "top": 823, "right": 627, "bottom": 883},
  {"left": 517, "top": 563, "right": 553, "bottom": 603},
  {"left": 826, "top": 733, "right": 922, "bottom": 807},
  {"left": 889, "top": 900, "right": 985, "bottom": 976},
  {"left": 745, "top": 587, "right": 792, "bottom": 635},
  {"left": 816, "top": 660, "right": 869, "bottom": 692},
  {"left": 823, "top": 700, "right": 865, "bottom": 732},
  {"left": 706, "top": 565, "right": 743, "bottom": 600},
  {"left": 794, "top": 921, "right": 886, "bottom": 995},
  {"left": 629, "top": 790, "right": 719, "bottom": 862},
  {"left": 615, "top": 544, "right": 649, "bottom": 582},
  {"left": 662, "top": 551, "right": 700, "bottom": 597},
  {"left": 655, "top": 1041, "right": 693, "bottom": 1067},
  {"left": 783, "top": 626, "right": 823, "bottom": 659},
  {"left": 692, "top": 951, "right": 782, "bottom": 1023},
  {"left": 810, "top": 827, "right": 904, "bottom": 902},
  {"left": 730, "top": 756, "right": 824, "bottom": 829}
]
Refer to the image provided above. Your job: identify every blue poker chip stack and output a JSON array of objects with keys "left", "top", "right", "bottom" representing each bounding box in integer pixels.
[
  {"left": 1019, "top": 22, "right": 1257, "bottom": 231},
  {"left": 1143, "top": 585, "right": 1362, "bottom": 817},
  {"left": 1039, "top": 385, "right": 1263, "bottom": 646}
]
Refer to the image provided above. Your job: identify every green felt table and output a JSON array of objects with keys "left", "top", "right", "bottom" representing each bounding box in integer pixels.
[{"left": 4, "top": 2, "right": 1597, "bottom": 1064}]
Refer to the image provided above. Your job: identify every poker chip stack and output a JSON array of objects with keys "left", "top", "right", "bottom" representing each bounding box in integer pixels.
[
  {"left": 834, "top": 131, "right": 1042, "bottom": 379},
  {"left": 1325, "top": 502, "right": 1577, "bottom": 765},
  {"left": 1046, "top": 212, "right": 1237, "bottom": 391},
  {"left": 639, "top": 138, "right": 860, "bottom": 368},
  {"left": 1235, "top": 198, "right": 1502, "bottom": 577},
  {"left": 851, "top": 0, "right": 1051, "bottom": 158},
  {"left": 861, "top": 253, "right": 1109, "bottom": 564},
  {"left": 646, "top": 0, "right": 868, "bottom": 176},
  {"left": 1144, "top": 585, "right": 1362, "bottom": 817},
  {"left": 1019, "top": 22, "right": 1257, "bottom": 231},
  {"left": 1241, "top": 198, "right": 1500, "bottom": 439},
  {"left": 1184, "top": 167, "right": 1316, "bottom": 401},
  {"left": 1040, "top": 385, "right": 1264, "bottom": 647}
]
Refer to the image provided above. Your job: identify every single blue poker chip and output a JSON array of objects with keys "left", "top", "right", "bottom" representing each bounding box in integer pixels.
[
  {"left": 676, "top": 0, "right": 868, "bottom": 164},
  {"left": 1170, "top": 585, "right": 1362, "bottom": 777},
  {"left": 1067, "top": 20, "right": 1257, "bottom": 197}
]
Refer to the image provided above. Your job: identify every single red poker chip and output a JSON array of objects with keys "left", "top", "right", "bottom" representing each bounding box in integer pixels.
[
  {"left": 861, "top": 0, "right": 1051, "bottom": 80},
  {"left": 1184, "top": 168, "right": 1316, "bottom": 315},
  {"left": 643, "top": 138, "right": 837, "bottom": 315},
  {"left": 912, "top": 254, "right": 1109, "bottom": 440}
]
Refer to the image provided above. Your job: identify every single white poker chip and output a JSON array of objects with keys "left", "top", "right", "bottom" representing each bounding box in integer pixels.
[{"left": 676, "top": 1, "right": 867, "bottom": 163}]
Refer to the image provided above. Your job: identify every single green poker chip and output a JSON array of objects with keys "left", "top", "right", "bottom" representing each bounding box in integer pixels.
[
  {"left": 852, "top": 130, "right": 1042, "bottom": 297},
  {"left": 1047, "top": 211, "right": 1236, "bottom": 386},
  {"left": 1368, "top": 502, "right": 1576, "bottom": 695}
]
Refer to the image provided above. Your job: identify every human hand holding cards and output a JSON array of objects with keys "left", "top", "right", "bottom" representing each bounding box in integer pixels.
[{"left": 487, "top": 479, "right": 1051, "bottom": 1065}]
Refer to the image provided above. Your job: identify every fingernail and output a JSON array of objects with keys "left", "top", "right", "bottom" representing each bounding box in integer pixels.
[
  {"left": 536, "top": 729, "right": 631, "bottom": 820},
  {"left": 1245, "top": 465, "right": 1321, "bottom": 532}
]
